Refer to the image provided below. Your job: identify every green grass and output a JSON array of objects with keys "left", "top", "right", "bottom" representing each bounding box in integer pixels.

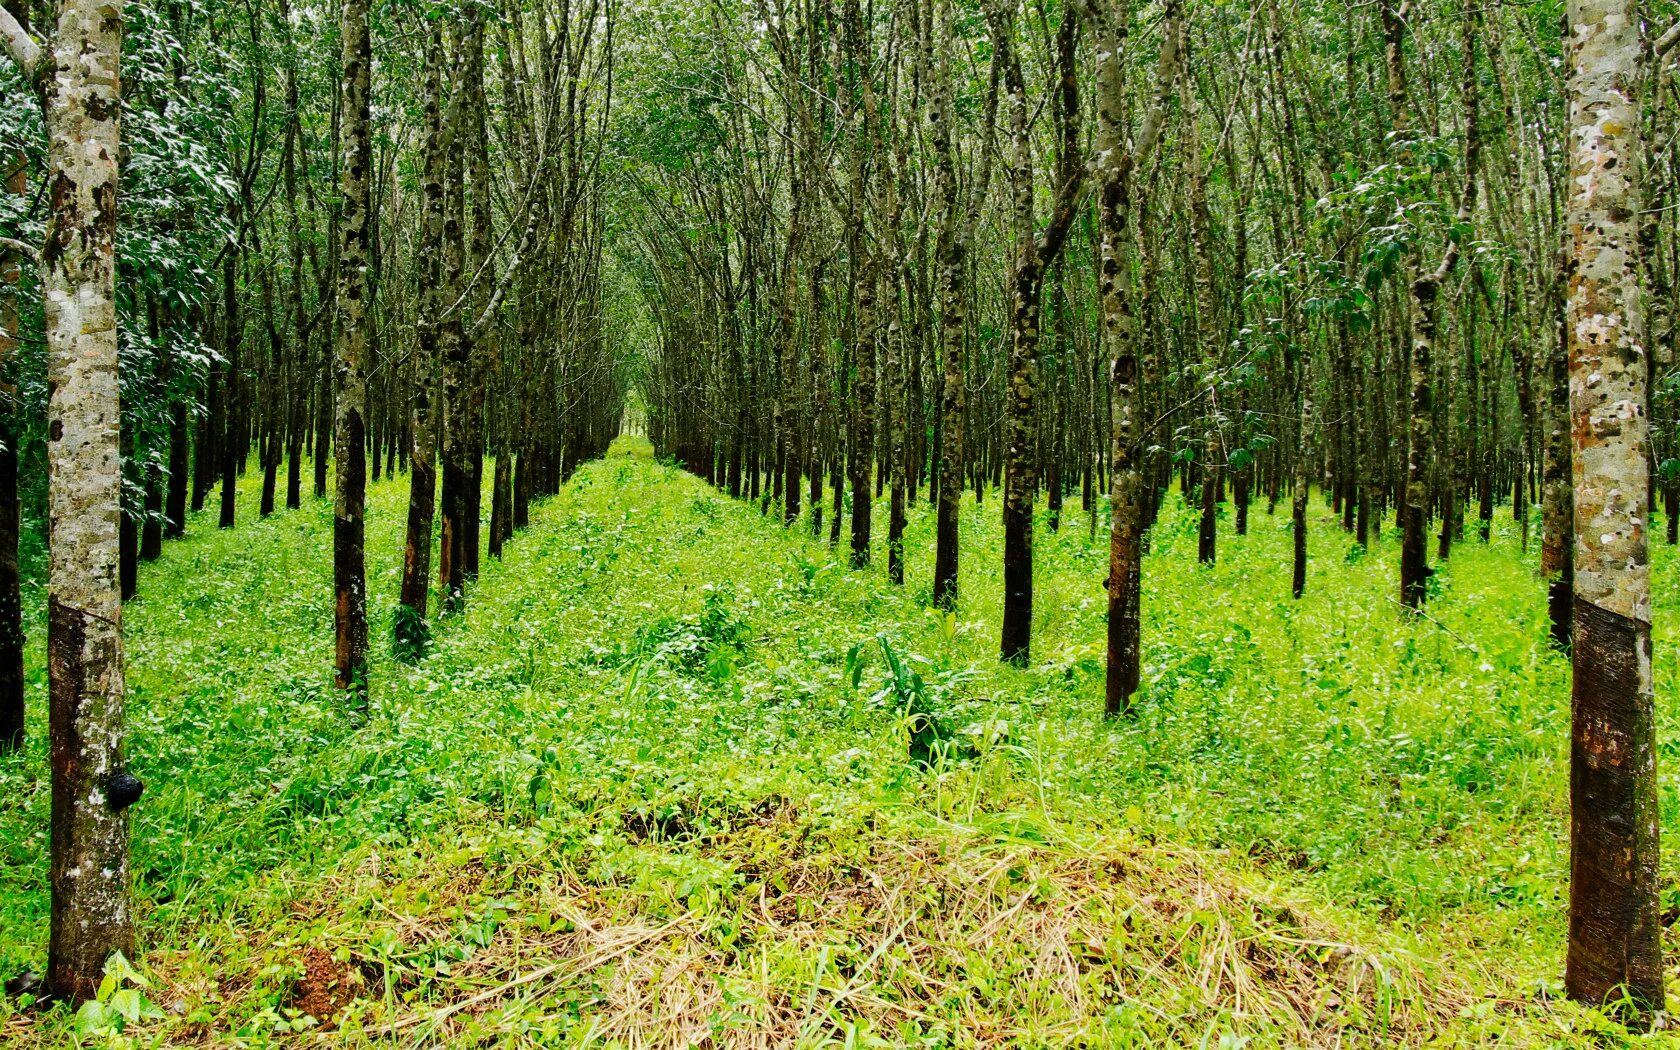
[{"left": 2, "top": 435, "right": 1678, "bottom": 1046}]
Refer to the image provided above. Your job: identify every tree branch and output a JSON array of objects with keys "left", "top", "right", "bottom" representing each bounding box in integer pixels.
[
  {"left": 0, "top": 7, "right": 42, "bottom": 86},
  {"left": 1657, "top": 20, "right": 1679, "bottom": 58},
  {"left": 0, "top": 236, "right": 39, "bottom": 263}
]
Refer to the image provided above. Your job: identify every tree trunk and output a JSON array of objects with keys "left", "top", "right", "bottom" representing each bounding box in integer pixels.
[
  {"left": 397, "top": 25, "right": 447, "bottom": 659},
  {"left": 0, "top": 144, "right": 25, "bottom": 751},
  {"left": 28, "top": 0, "right": 135, "bottom": 1002},
  {"left": 992, "top": 0, "right": 1081, "bottom": 666},
  {"left": 1293, "top": 352, "right": 1311, "bottom": 599},
  {"left": 219, "top": 244, "right": 241, "bottom": 530},
  {"left": 1090, "top": 0, "right": 1179, "bottom": 712},
  {"left": 1543, "top": 276, "right": 1574, "bottom": 647},
  {"left": 930, "top": 0, "right": 983, "bottom": 609},
  {"left": 1563, "top": 0, "right": 1663, "bottom": 1013},
  {"left": 333, "top": 0, "right": 372, "bottom": 706}
]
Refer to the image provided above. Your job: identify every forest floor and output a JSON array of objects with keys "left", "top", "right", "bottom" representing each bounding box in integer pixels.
[{"left": 3, "top": 435, "right": 1679, "bottom": 1048}]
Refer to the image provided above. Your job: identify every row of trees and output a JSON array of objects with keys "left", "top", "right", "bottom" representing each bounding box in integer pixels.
[
  {"left": 623, "top": 0, "right": 1677, "bottom": 1017},
  {"left": 0, "top": 0, "right": 1672, "bottom": 1022},
  {"left": 0, "top": 0, "right": 623, "bottom": 1002}
]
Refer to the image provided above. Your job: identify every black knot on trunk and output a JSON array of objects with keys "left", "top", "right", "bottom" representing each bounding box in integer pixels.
[{"left": 106, "top": 772, "right": 144, "bottom": 811}]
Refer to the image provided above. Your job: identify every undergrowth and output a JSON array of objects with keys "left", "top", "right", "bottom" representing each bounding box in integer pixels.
[{"left": 1, "top": 435, "right": 1678, "bottom": 1047}]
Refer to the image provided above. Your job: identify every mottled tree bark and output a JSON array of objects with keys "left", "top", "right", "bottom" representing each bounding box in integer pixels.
[
  {"left": 0, "top": 0, "right": 138, "bottom": 1001},
  {"left": 1563, "top": 0, "right": 1662, "bottom": 1013},
  {"left": 1088, "top": 0, "right": 1180, "bottom": 715},
  {"left": 280, "top": 11, "right": 308, "bottom": 513},
  {"left": 992, "top": 0, "right": 1081, "bottom": 665},
  {"left": 1187, "top": 58, "right": 1219, "bottom": 567},
  {"left": 842, "top": 0, "right": 874, "bottom": 570},
  {"left": 881, "top": 60, "right": 908, "bottom": 586},
  {"left": 333, "top": 0, "right": 372, "bottom": 706},
  {"left": 1389, "top": 0, "right": 1478, "bottom": 610},
  {"left": 462, "top": 14, "right": 491, "bottom": 584}
]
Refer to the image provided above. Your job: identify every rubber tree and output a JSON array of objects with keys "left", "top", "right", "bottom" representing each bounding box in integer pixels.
[
  {"left": 1, "top": 0, "right": 135, "bottom": 1003},
  {"left": 1087, "top": 0, "right": 1180, "bottom": 715},
  {"left": 1562, "top": 0, "right": 1662, "bottom": 1013},
  {"left": 332, "top": 0, "right": 372, "bottom": 705},
  {"left": 990, "top": 0, "right": 1083, "bottom": 666}
]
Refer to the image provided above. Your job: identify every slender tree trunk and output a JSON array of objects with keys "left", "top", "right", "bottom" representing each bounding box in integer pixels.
[
  {"left": 255, "top": 225, "right": 283, "bottom": 518},
  {"left": 396, "top": 26, "right": 447, "bottom": 659},
  {"left": 219, "top": 244, "right": 241, "bottom": 530},
  {"left": 462, "top": 14, "right": 491, "bottom": 584},
  {"left": 843, "top": 0, "right": 875, "bottom": 570},
  {"left": 1091, "top": 0, "right": 1179, "bottom": 715},
  {"left": 1543, "top": 276, "right": 1574, "bottom": 647},
  {"left": 282, "top": 19, "right": 307, "bottom": 512},
  {"left": 992, "top": 0, "right": 1081, "bottom": 666},
  {"left": 333, "top": 0, "right": 372, "bottom": 706},
  {"left": 929, "top": 0, "right": 965, "bottom": 608},
  {"left": 1188, "top": 69, "right": 1219, "bottom": 567},
  {"left": 437, "top": 27, "right": 471, "bottom": 614},
  {"left": 165, "top": 385, "right": 188, "bottom": 539},
  {"left": 194, "top": 349, "right": 218, "bottom": 512},
  {"left": 1292, "top": 351, "right": 1311, "bottom": 598},
  {"left": 0, "top": 142, "right": 24, "bottom": 751}
]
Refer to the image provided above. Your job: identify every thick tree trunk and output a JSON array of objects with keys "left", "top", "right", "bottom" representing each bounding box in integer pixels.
[
  {"left": 29, "top": 0, "right": 135, "bottom": 1002},
  {"left": 1563, "top": 0, "right": 1662, "bottom": 1013}
]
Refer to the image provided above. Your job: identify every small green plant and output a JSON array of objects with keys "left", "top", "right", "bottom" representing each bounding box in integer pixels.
[
  {"left": 873, "top": 636, "right": 975, "bottom": 769},
  {"left": 390, "top": 602, "right": 430, "bottom": 662},
  {"left": 73, "top": 952, "right": 164, "bottom": 1041}
]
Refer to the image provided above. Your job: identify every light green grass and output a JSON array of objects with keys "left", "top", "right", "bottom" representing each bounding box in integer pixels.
[{"left": 1, "top": 437, "right": 1677, "bottom": 1047}]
